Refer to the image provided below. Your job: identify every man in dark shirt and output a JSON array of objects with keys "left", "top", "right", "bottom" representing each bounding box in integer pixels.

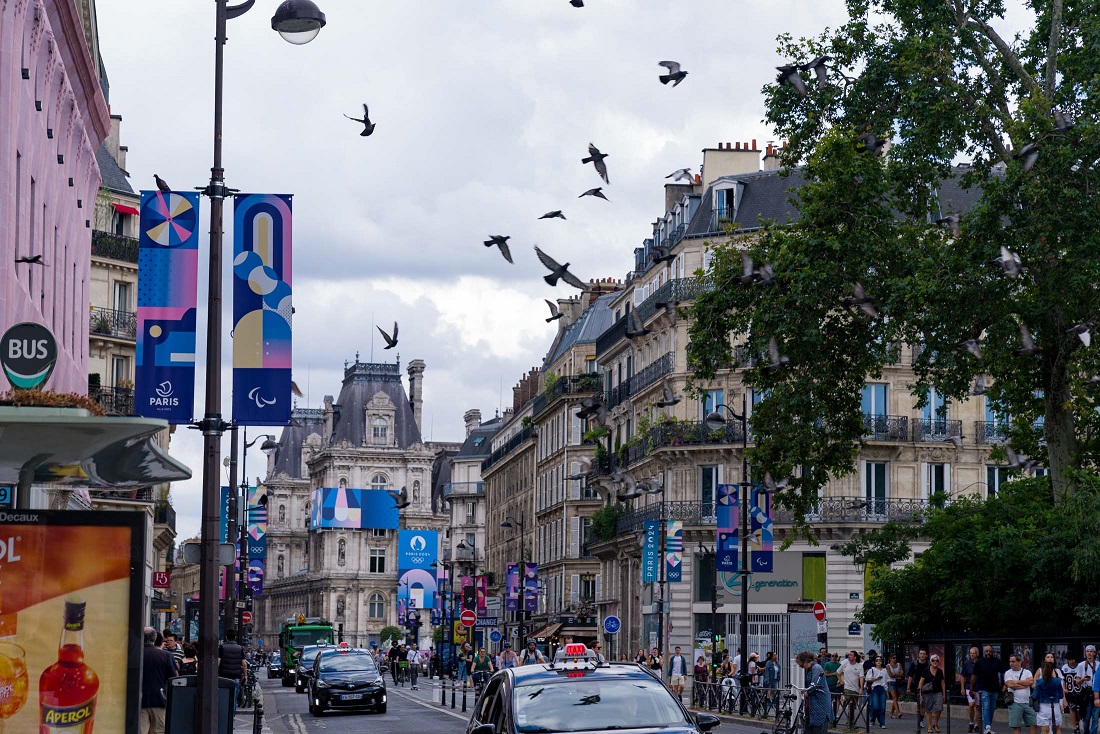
[
  {"left": 217, "top": 628, "right": 248, "bottom": 709},
  {"left": 908, "top": 650, "right": 930, "bottom": 725},
  {"left": 970, "top": 645, "right": 1003, "bottom": 734},
  {"left": 141, "top": 626, "right": 176, "bottom": 734}
]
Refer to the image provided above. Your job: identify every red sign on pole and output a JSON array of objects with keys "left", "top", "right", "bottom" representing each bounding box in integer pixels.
[
  {"left": 460, "top": 609, "right": 477, "bottom": 628},
  {"left": 813, "top": 601, "right": 826, "bottom": 622},
  {"left": 241, "top": 611, "right": 252, "bottom": 625},
  {"left": 152, "top": 571, "right": 171, "bottom": 589}
]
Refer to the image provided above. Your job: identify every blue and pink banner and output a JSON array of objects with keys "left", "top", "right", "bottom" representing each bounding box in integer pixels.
[
  {"left": 642, "top": 521, "right": 660, "bottom": 583},
  {"left": 716, "top": 484, "right": 738, "bottom": 573},
  {"left": 135, "top": 190, "right": 199, "bottom": 424},
  {"left": 397, "top": 529, "right": 439, "bottom": 612},
  {"left": 232, "top": 193, "right": 293, "bottom": 426},
  {"left": 476, "top": 575, "right": 488, "bottom": 614},
  {"left": 505, "top": 562, "right": 519, "bottom": 611},
  {"left": 310, "top": 488, "right": 400, "bottom": 530},
  {"left": 750, "top": 488, "right": 774, "bottom": 572},
  {"left": 523, "top": 562, "right": 539, "bottom": 612},
  {"left": 666, "top": 520, "right": 683, "bottom": 582}
]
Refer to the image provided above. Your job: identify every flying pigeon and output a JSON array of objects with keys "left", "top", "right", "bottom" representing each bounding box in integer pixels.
[
  {"left": 387, "top": 486, "right": 410, "bottom": 509},
  {"left": 799, "top": 56, "right": 831, "bottom": 90},
  {"left": 343, "top": 103, "right": 376, "bottom": 136},
  {"left": 960, "top": 339, "right": 983, "bottom": 360},
  {"left": 539, "top": 210, "right": 567, "bottom": 220},
  {"left": 992, "top": 246, "right": 1023, "bottom": 278},
  {"left": 643, "top": 474, "right": 665, "bottom": 494},
  {"left": 841, "top": 282, "right": 878, "bottom": 318},
  {"left": 625, "top": 307, "right": 650, "bottom": 339},
  {"left": 545, "top": 299, "right": 563, "bottom": 322},
  {"left": 658, "top": 300, "right": 680, "bottom": 325},
  {"left": 650, "top": 244, "right": 676, "bottom": 266},
  {"left": 579, "top": 187, "right": 609, "bottom": 201},
  {"left": 766, "top": 336, "right": 790, "bottom": 369},
  {"left": 665, "top": 168, "right": 693, "bottom": 182},
  {"left": 570, "top": 0, "right": 583, "bottom": 6},
  {"left": 484, "top": 235, "right": 513, "bottom": 263},
  {"left": 855, "top": 132, "right": 888, "bottom": 155},
  {"left": 581, "top": 143, "right": 610, "bottom": 184},
  {"left": 739, "top": 252, "right": 774, "bottom": 285},
  {"left": 14, "top": 254, "right": 45, "bottom": 265},
  {"left": 612, "top": 470, "right": 640, "bottom": 498},
  {"left": 290, "top": 380, "right": 304, "bottom": 398},
  {"left": 658, "top": 61, "right": 689, "bottom": 87},
  {"left": 1018, "top": 322, "right": 1039, "bottom": 356},
  {"left": 762, "top": 473, "right": 789, "bottom": 492},
  {"left": 1014, "top": 142, "right": 1039, "bottom": 173},
  {"left": 377, "top": 322, "right": 399, "bottom": 350},
  {"left": 776, "top": 64, "right": 807, "bottom": 96},
  {"left": 534, "top": 245, "right": 587, "bottom": 290},
  {"left": 1053, "top": 109, "right": 1074, "bottom": 132},
  {"left": 1004, "top": 446, "right": 1038, "bottom": 472},
  {"left": 936, "top": 214, "right": 962, "bottom": 238},
  {"left": 943, "top": 435, "right": 964, "bottom": 450},
  {"left": 154, "top": 174, "right": 171, "bottom": 192},
  {"left": 654, "top": 378, "right": 680, "bottom": 408},
  {"left": 576, "top": 395, "right": 604, "bottom": 420},
  {"left": 566, "top": 458, "right": 592, "bottom": 480},
  {"left": 969, "top": 375, "right": 989, "bottom": 396},
  {"left": 1068, "top": 322, "right": 1092, "bottom": 348}
]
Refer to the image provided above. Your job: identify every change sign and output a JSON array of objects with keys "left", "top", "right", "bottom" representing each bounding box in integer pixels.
[{"left": 1, "top": 322, "right": 57, "bottom": 390}]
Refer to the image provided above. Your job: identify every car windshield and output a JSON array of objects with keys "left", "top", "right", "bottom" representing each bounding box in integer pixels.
[
  {"left": 291, "top": 631, "right": 330, "bottom": 648},
  {"left": 300, "top": 648, "right": 324, "bottom": 666},
  {"left": 320, "top": 654, "right": 378, "bottom": 673},
  {"left": 513, "top": 677, "right": 689, "bottom": 732}
]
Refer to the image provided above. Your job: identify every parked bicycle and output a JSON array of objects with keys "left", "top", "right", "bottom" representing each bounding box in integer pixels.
[
  {"left": 772, "top": 684, "right": 809, "bottom": 734},
  {"left": 238, "top": 668, "right": 257, "bottom": 709}
]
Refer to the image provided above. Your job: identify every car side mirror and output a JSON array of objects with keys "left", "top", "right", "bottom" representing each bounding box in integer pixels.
[
  {"left": 695, "top": 712, "right": 721, "bottom": 731},
  {"left": 471, "top": 724, "right": 495, "bottom": 734}
]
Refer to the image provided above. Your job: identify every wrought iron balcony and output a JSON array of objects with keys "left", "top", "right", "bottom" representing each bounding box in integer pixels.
[
  {"left": 443, "top": 482, "right": 485, "bottom": 497},
  {"left": 863, "top": 414, "right": 909, "bottom": 442},
  {"left": 91, "top": 230, "right": 139, "bottom": 263},
  {"left": 154, "top": 500, "right": 176, "bottom": 531},
  {"left": 89, "top": 306, "right": 137, "bottom": 341},
  {"left": 709, "top": 207, "right": 737, "bottom": 234},
  {"left": 535, "top": 374, "right": 601, "bottom": 417},
  {"left": 974, "top": 421, "right": 1008, "bottom": 444},
  {"left": 595, "top": 314, "right": 630, "bottom": 356},
  {"left": 93, "top": 386, "right": 134, "bottom": 415},
  {"left": 917, "top": 418, "right": 963, "bottom": 442},
  {"left": 636, "top": 277, "right": 710, "bottom": 323},
  {"left": 89, "top": 487, "right": 153, "bottom": 502},
  {"left": 454, "top": 547, "right": 481, "bottom": 562},
  {"left": 481, "top": 425, "right": 535, "bottom": 472},
  {"left": 616, "top": 501, "right": 717, "bottom": 536},
  {"left": 648, "top": 419, "right": 745, "bottom": 450}
]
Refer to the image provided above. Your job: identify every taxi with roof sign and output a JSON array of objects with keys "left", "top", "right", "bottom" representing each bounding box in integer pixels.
[{"left": 464, "top": 643, "right": 721, "bottom": 734}]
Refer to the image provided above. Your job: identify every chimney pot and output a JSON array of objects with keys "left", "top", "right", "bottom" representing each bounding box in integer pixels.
[
  {"left": 752, "top": 139, "right": 757, "bottom": 150},
  {"left": 735, "top": 142, "right": 741, "bottom": 150}
]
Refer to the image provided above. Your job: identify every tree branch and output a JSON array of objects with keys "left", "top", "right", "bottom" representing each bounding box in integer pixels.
[
  {"left": 965, "top": 16, "right": 1044, "bottom": 98},
  {"left": 1045, "top": 0, "right": 1064, "bottom": 99}
]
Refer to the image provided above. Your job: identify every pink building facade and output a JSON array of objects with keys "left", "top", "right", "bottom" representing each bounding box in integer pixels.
[{"left": 0, "top": 0, "right": 109, "bottom": 393}]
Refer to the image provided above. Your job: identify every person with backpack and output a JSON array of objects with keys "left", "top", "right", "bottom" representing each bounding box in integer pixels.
[
  {"left": 520, "top": 641, "right": 546, "bottom": 665},
  {"left": 178, "top": 643, "right": 199, "bottom": 676},
  {"left": 1033, "top": 652, "right": 1065, "bottom": 734},
  {"left": 499, "top": 642, "right": 519, "bottom": 669}
]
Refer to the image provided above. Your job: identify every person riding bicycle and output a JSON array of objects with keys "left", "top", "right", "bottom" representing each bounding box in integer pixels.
[{"left": 471, "top": 647, "right": 495, "bottom": 692}]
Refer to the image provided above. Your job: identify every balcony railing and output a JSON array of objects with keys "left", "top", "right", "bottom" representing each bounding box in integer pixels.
[
  {"left": 454, "top": 547, "right": 481, "bottom": 562},
  {"left": 89, "top": 487, "right": 153, "bottom": 502},
  {"left": 93, "top": 386, "right": 134, "bottom": 415},
  {"left": 649, "top": 419, "right": 745, "bottom": 450},
  {"left": 917, "top": 418, "right": 963, "bottom": 442},
  {"left": 605, "top": 352, "right": 674, "bottom": 410},
  {"left": 863, "top": 414, "right": 909, "bottom": 442},
  {"left": 974, "top": 421, "right": 1008, "bottom": 444},
  {"left": 636, "top": 277, "right": 710, "bottom": 323},
  {"left": 535, "top": 374, "right": 601, "bottom": 417},
  {"left": 482, "top": 425, "right": 534, "bottom": 472},
  {"left": 617, "top": 501, "right": 717, "bottom": 536},
  {"left": 154, "top": 500, "right": 176, "bottom": 531},
  {"left": 443, "top": 482, "right": 485, "bottom": 497},
  {"left": 595, "top": 314, "right": 630, "bottom": 356},
  {"left": 89, "top": 306, "right": 137, "bottom": 341},
  {"left": 91, "top": 230, "right": 139, "bottom": 263}
]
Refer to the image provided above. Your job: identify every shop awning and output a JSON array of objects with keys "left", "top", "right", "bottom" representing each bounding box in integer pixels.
[
  {"left": 526, "top": 622, "right": 562, "bottom": 640},
  {"left": 111, "top": 202, "right": 139, "bottom": 216},
  {"left": 0, "top": 407, "right": 192, "bottom": 493},
  {"left": 558, "top": 626, "right": 598, "bottom": 636}
]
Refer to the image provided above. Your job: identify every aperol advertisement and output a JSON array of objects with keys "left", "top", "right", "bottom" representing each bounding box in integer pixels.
[{"left": 0, "top": 511, "right": 144, "bottom": 733}]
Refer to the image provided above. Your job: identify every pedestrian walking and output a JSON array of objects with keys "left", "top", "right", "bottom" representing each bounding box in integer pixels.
[
  {"left": 141, "top": 627, "right": 175, "bottom": 734},
  {"left": 867, "top": 654, "right": 889, "bottom": 729},
  {"left": 797, "top": 650, "right": 835, "bottom": 734},
  {"left": 840, "top": 650, "right": 865, "bottom": 728},
  {"left": 1062, "top": 652, "right": 1082, "bottom": 734},
  {"left": 592, "top": 641, "right": 606, "bottom": 664},
  {"left": 972, "top": 646, "right": 1005, "bottom": 734},
  {"left": 825, "top": 652, "right": 842, "bottom": 719},
  {"left": 960, "top": 647, "right": 981, "bottom": 731},
  {"left": 887, "top": 652, "right": 905, "bottom": 719},
  {"left": 911, "top": 649, "right": 931, "bottom": 729},
  {"left": 635, "top": 648, "right": 647, "bottom": 665},
  {"left": 162, "top": 630, "right": 184, "bottom": 673},
  {"left": 407, "top": 642, "right": 423, "bottom": 690},
  {"left": 920, "top": 654, "right": 948, "bottom": 733},
  {"left": 178, "top": 643, "right": 199, "bottom": 676},
  {"left": 1078, "top": 646, "right": 1098, "bottom": 734},
  {"left": 1004, "top": 653, "right": 1037, "bottom": 734},
  {"left": 668, "top": 646, "right": 689, "bottom": 698},
  {"left": 1034, "top": 652, "right": 1065, "bottom": 734},
  {"left": 764, "top": 651, "right": 781, "bottom": 717}
]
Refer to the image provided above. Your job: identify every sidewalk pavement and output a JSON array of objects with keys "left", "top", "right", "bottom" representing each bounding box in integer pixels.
[{"left": 235, "top": 681, "right": 274, "bottom": 734}]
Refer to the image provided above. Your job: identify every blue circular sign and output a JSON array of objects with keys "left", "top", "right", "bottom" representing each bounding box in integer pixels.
[
  {"left": 603, "top": 616, "right": 621, "bottom": 634},
  {"left": 489, "top": 629, "right": 503, "bottom": 643}
]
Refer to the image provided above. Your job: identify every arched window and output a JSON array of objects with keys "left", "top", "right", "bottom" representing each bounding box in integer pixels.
[
  {"left": 371, "top": 474, "right": 388, "bottom": 492},
  {"left": 368, "top": 593, "right": 385, "bottom": 619},
  {"left": 372, "top": 417, "right": 389, "bottom": 443},
  {"left": 339, "top": 477, "right": 347, "bottom": 489}
]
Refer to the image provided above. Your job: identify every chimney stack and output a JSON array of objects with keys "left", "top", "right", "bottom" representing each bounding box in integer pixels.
[
  {"left": 407, "top": 359, "right": 426, "bottom": 431},
  {"left": 464, "top": 408, "right": 482, "bottom": 437},
  {"left": 700, "top": 138, "right": 764, "bottom": 189},
  {"left": 762, "top": 142, "right": 782, "bottom": 172}
]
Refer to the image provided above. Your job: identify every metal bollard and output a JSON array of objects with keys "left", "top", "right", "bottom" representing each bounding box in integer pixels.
[
  {"left": 253, "top": 700, "right": 264, "bottom": 734},
  {"left": 462, "top": 685, "right": 467, "bottom": 713},
  {"left": 451, "top": 681, "right": 456, "bottom": 709},
  {"left": 441, "top": 679, "right": 447, "bottom": 706}
]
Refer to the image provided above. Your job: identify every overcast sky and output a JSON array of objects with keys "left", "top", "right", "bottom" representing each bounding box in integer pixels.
[{"left": 94, "top": 0, "right": 1032, "bottom": 542}]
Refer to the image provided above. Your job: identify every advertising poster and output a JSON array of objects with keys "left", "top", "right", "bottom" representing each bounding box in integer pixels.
[
  {"left": 397, "top": 530, "right": 438, "bottom": 612},
  {"left": 309, "top": 488, "right": 399, "bottom": 530},
  {"left": 642, "top": 520, "right": 660, "bottom": 582},
  {"left": 666, "top": 520, "right": 683, "bottom": 582},
  {"left": 246, "top": 486, "right": 267, "bottom": 558},
  {"left": 0, "top": 511, "right": 144, "bottom": 733},
  {"left": 231, "top": 193, "right": 293, "bottom": 426},
  {"left": 750, "top": 488, "right": 773, "bottom": 572},
  {"left": 505, "top": 563, "right": 519, "bottom": 612},
  {"left": 523, "top": 563, "right": 538, "bottom": 613},
  {"left": 716, "top": 484, "right": 738, "bottom": 573},
  {"left": 135, "top": 190, "right": 199, "bottom": 424},
  {"left": 475, "top": 576, "right": 488, "bottom": 614}
]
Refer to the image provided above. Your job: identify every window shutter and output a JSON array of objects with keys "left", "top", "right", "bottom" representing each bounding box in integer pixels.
[
  {"left": 569, "top": 516, "right": 580, "bottom": 558},
  {"left": 945, "top": 463, "right": 952, "bottom": 495},
  {"left": 569, "top": 461, "right": 581, "bottom": 500},
  {"left": 570, "top": 573, "right": 580, "bottom": 604},
  {"left": 594, "top": 575, "right": 601, "bottom": 602},
  {"left": 920, "top": 462, "right": 928, "bottom": 500},
  {"left": 571, "top": 407, "right": 582, "bottom": 445}
]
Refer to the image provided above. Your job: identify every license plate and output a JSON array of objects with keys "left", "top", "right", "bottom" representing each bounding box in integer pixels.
[{"left": 341, "top": 693, "right": 364, "bottom": 701}]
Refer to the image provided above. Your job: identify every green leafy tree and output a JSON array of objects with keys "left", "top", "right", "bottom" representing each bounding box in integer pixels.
[
  {"left": 688, "top": 0, "right": 1100, "bottom": 509},
  {"left": 379, "top": 625, "right": 403, "bottom": 646}
]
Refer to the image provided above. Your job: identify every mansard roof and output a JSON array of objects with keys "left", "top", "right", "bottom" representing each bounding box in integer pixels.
[
  {"left": 270, "top": 407, "right": 324, "bottom": 480},
  {"left": 331, "top": 359, "right": 423, "bottom": 449}
]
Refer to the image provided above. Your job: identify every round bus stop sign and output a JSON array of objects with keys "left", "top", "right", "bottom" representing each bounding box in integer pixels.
[{"left": 1, "top": 322, "right": 57, "bottom": 390}]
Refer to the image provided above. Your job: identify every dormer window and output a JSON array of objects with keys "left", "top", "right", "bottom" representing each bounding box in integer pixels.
[
  {"left": 372, "top": 417, "right": 389, "bottom": 443},
  {"left": 371, "top": 474, "right": 388, "bottom": 491}
]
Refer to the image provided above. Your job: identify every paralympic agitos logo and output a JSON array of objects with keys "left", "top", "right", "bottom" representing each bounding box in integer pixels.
[{"left": 1, "top": 322, "right": 57, "bottom": 390}]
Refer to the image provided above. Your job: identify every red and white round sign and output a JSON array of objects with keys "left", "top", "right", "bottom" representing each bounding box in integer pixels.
[
  {"left": 812, "top": 601, "right": 826, "bottom": 622},
  {"left": 460, "top": 610, "right": 477, "bottom": 628},
  {"left": 241, "top": 611, "right": 253, "bottom": 625}
]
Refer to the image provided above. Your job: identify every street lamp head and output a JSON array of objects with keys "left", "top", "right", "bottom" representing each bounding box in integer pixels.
[
  {"left": 500, "top": 520, "right": 512, "bottom": 528},
  {"left": 703, "top": 410, "right": 727, "bottom": 432},
  {"left": 260, "top": 438, "right": 279, "bottom": 454},
  {"left": 271, "top": 0, "right": 326, "bottom": 45}
]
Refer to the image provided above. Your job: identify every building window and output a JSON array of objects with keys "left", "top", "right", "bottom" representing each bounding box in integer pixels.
[
  {"left": 700, "top": 389, "right": 724, "bottom": 420},
  {"left": 372, "top": 528, "right": 387, "bottom": 538},
  {"left": 700, "top": 466, "right": 718, "bottom": 514},
  {"left": 580, "top": 575, "right": 597, "bottom": 602},
  {"left": 925, "top": 463, "right": 948, "bottom": 500},
  {"left": 112, "top": 356, "right": 130, "bottom": 387},
  {"left": 369, "top": 548, "right": 386, "bottom": 574},
  {"left": 368, "top": 593, "right": 385, "bottom": 619},
  {"left": 802, "top": 553, "right": 826, "bottom": 602},
  {"left": 986, "top": 465, "right": 1011, "bottom": 498},
  {"left": 372, "top": 417, "right": 389, "bottom": 443},
  {"left": 864, "top": 461, "right": 888, "bottom": 514},
  {"left": 113, "top": 281, "right": 131, "bottom": 312},
  {"left": 371, "top": 474, "right": 388, "bottom": 492},
  {"left": 862, "top": 383, "right": 887, "bottom": 417}
]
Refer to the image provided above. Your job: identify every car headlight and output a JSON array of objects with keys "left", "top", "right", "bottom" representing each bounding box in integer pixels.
[
  {"left": 316, "top": 679, "right": 330, "bottom": 689},
  {"left": 374, "top": 677, "right": 384, "bottom": 686}
]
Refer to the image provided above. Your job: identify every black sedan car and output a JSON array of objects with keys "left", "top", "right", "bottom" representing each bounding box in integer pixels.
[
  {"left": 309, "top": 648, "right": 387, "bottom": 716},
  {"left": 466, "top": 644, "right": 720, "bottom": 734},
  {"left": 267, "top": 655, "right": 283, "bottom": 679},
  {"left": 295, "top": 644, "right": 330, "bottom": 693}
]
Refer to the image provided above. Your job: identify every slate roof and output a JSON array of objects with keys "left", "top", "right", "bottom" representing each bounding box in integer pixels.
[
  {"left": 271, "top": 408, "right": 324, "bottom": 480},
  {"left": 543, "top": 292, "right": 618, "bottom": 366},
  {"left": 331, "top": 360, "right": 423, "bottom": 449},
  {"left": 95, "top": 142, "right": 134, "bottom": 196},
  {"left": 454, "top": 416, "right": 504, "bottom": 460},
  {"left": 431, "top": 448, "right": 456, "bottom": 513}
]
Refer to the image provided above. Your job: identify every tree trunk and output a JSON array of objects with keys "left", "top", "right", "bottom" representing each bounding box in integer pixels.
[{"left": 1044, "top": 361, "right": 1078, "bottom": 503}]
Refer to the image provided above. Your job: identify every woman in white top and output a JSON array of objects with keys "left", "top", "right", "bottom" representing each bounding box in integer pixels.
[
  {"left": 886, "top": 653, "right": 905, "bottom": 719},
  {"left": 866, "top": 654, "right": 890, "bottom": 729}
]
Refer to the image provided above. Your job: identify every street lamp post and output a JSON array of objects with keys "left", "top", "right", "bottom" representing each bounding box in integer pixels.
[
  {"left": 431, "top": 556, "right": 458, "bottom": 686},
  {"left": 500, "top": 516, "right": 526, "bottom": 643},
  {"left": 237, "top": 430, "right": 274, "bottom": 641},
  {"left": 195, "top": 2, "right": 325, "bottom": 729},
  {"left": 697, "top": 542, "right": 719, "bottom": 680},
  {"left": 704, "top": 393, "right": 751, "bottom": 713}
]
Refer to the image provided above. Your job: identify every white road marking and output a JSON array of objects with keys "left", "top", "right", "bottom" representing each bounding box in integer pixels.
[{"left": 388, "top": 687, "right": 472, "bottom": 722}]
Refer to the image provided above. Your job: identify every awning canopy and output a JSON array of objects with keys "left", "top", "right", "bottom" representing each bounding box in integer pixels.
[
  {"left": 111, "top": 202, "right": 139, "bottom": 216},
  {"left": 0, "top": 406, "right": 192, "bottom": 491},
  {"left": 558, "top": 626, "right": 598, "bottom": 636},
  {"left": 525, "top": 622, "right": 562, "bottom": 640}
]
